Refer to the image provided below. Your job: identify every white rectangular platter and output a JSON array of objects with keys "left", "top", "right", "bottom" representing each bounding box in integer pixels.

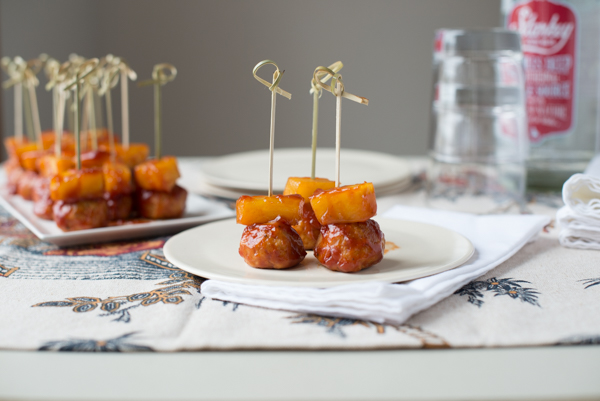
[{"left": 0, "top": 179, "right": 235, "bottom": 247}]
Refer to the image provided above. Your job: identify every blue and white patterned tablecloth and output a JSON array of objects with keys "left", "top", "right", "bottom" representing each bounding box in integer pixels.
[{"left": 0, "top": 187, "right": 599, "bottom": 352}]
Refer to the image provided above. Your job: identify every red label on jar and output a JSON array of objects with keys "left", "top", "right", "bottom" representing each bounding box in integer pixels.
[{"left": 507, "top": 0, "right": 577, "bottom": 142}]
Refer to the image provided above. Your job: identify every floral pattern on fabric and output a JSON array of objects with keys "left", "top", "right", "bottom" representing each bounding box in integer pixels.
[
  {"left": 454, "top": 277, "right": 541, "bottom": 307},
  {"left": 580, "top": 278, "right": 600, "bottom": 289},
  {"left": 39, "top": 332, "right": 153, "bottom": 352},
  {"left": 32, "top": 254, "right": 204, "bottom": 323},
  {"left": 289, "top": 314, "right": 449, "bottom": 348}
]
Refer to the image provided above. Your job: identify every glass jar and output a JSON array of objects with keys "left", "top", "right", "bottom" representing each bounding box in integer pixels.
[{"left": 502, "top": 0, "right": 600, "bottom": 190}]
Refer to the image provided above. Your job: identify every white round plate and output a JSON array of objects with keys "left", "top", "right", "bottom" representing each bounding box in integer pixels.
[
  {"left": 187, "top": 176, "right": 412, "bottom": 200},
  {"left": 199, "top": 148, "right": 411, "bottom": 191},
  {"left": 164, "top": 218, "right": 474, "bottom": 288}
]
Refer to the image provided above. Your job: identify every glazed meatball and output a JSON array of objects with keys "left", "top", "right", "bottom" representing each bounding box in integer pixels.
[
  {"left": 16, "top": 171, "right": 38, "bottom": 200},
  {"left": 53, "top": 199, "right": 108, "bottom": 231},
  {"left": 5, "top": 159, "right": 24, "bottom": 194},
  {"left": 292, "top": 202, "right": 321, "bottom": 250},
  {"left": 106, "top": 194, "right": 133, "bottom": 221},
  {"left": 314, "top": 219, "right": 385, "bottom": 273},
  {"left": 136, "top": 185, "right": 187, "bottom": 219},
  {"left": 32, "top": 178, "right": 53, "bottom": 220},
  {"left": 239, "top": 218, "right": 307, "bottom": 269}
]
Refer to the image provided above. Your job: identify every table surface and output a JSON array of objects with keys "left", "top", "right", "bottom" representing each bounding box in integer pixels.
[
  {"left": 2, "top": 156, "right": 599, "bottom": 401},
  {"left": 1, "top": 346, "right": 600, "bottom": 401}
]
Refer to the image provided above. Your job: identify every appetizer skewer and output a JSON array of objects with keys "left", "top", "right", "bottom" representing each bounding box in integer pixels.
[
  {"left": 2, "top": 53, "right": 178, "bottom": 233},
  {"left": 135, "top": 64, "right": 186, "bottom": 219},
  {"left": 308, "top": 68, "right": 383, "bottom": 273},
  {"left": 50, "top": 59, "right": 110, "bottom": 231},
  {"left": 237, "top": 60, "right": 306, "bottom": 269},
  {"left": 283, "top": 62, "right": 342, "bottom": 249}
]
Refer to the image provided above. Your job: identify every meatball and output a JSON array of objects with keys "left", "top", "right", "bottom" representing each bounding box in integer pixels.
[
  {"left": 239, "top": 218, "right": 307, "bottom": 269},
  {"left": 314, "top": 219, "right": 385, "bottom": 273},
  {"left": 106, "top": 194, "right": 133, "bottom": 220},
  {"left": 32, "top": 178, "right": 53, "bottom": 220},
  {"left": 136, "top": 185, "right": 187, "bottom": 219},
  {"left": 53, "top": 199, "right": 108, "bottom": 231},
  {"left": 5, "top": 159, "right": 24, "bottom": 194},
  {"left": 292, "top": 202, "right": 321, "bottom": 250},
  {"left": 16, "top": 171, "right": 38, "bottom": 200}
]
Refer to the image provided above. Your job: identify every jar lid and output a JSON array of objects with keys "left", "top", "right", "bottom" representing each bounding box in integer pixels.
[{"left": 435, "top": 28, "right": 521, "bottom": 55}]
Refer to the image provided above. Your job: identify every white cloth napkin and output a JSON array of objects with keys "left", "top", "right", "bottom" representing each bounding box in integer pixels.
[
  {"left": 202, "top": 206, "right": 550, "bottom": 325},
  {"left": 557, "top": 154, "right": 600, "bottom": 249}
]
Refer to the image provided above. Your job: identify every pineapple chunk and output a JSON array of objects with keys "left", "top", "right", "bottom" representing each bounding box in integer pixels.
[
  {"left": 4, "top": 137, "right": 27, "bottom": 158},
  {"left": 116, "top": 143, "right": 150, "bottom": 168},
  {"left": 283, "top": 177, "right": 335, "bottom": 202},
  {"left": 134, "top": 156, "right": 180, "bottom": 192},
  {"left": 310, "top": 182, "right": 377, "bottom": 225},
  {"left": 79, "top": 150, "right": 112, "bottom": 169},
  {"left": 20, "top": 149, "right": 50, "bottom": 172},
  {"left": 236, "top": 194, "right": 304, "bottom": 225},
  {"left": 50, "top": 169, "right": 105, "bottom": 202},
  {"left": 16, "top": 143, "right": 39, "bottom": 168},
  {"left": 103, "top": 162, "right": 133, "bottom": 196},
  {"left": 37, "top": 155, "right": 76, "bottom": 178},
  {"left": 41, "top": 131, "right": 57, "bottom": 149}
]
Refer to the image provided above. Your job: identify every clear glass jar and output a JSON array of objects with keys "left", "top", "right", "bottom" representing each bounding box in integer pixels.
[{"left": 427, "top": 29, "right": 528, "bottom": 213}]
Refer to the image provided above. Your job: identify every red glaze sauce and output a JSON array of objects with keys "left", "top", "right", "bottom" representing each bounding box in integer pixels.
[
  {"left": 314, "top": 219, "right": 385, "bottom": 273},
  {"left": 135, "top": 185, "right": 187, "bottom": 219},
  {"left": 53, "top": 199, "right": 109, "bottom": 232},
  {"left": 239, "top": 218, "right": 306, "bottom": 269},
  {"left": 292, "top": 201, "right": 321, "bottom": 250}
]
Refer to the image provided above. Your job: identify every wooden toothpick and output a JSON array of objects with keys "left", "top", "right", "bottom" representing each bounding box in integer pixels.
[
  {"left": 335, "top": 80, "right": 342, "bottom": 187},
  {"left": 309, "top": 61, "right": 343, "bottom": 179},
  {"left": 64, "top": 59, "right": 100, "bottom": 170},
  {"left": 138, "top": 63, "right": 177, "bottom": 160},
  {"left": 312, "top": 67, "right": 368, "bottom": 187},
  {"left": 24, "top": 59, "right": 43, "bottom": 150},
  {"left": 252, "top": 60, "right": 292, "bottom": 197},
  {"left": 118, "top": 58, "right": 137, "bottom": 149},
  {"left": 100, "top": 62, "right": 120, "bottom": 160}
]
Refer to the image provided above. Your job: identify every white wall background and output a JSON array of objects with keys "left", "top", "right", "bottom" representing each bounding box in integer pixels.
[{"left": 0, "top": 0, "right": 501, "bottom": 158}]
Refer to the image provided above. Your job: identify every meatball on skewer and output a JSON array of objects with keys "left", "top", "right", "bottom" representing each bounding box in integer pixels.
[
  {"left": 236, "top": 194, "right": 306, "bottom": 269},
  {"left": 311, "top": 182, "right": 385, "bottom": 273}
]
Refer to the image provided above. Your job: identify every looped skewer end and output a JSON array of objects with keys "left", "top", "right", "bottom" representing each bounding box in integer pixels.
[
  {"left": 2, "top": 57, "right": 27, "bottom": 89},
  {"left": 115, "top": 57, "right": 137, "bottom": 81},
  {"left": 309, "top": 61, "right": 343, "bottom": 96},
  {"left": 252, "top": 60, "right": 291, "bottom": 99},
  {"left": 137, "top": 63, "right": 176, "bottom": 87},
  {"left": 312, "top": 66, "right": 369, "bottom": 106},
  {"left": 99, "top": 64, "right": 121, "bottom": 96},
  {"left": 63, "top": 58, "right": 100, "bottom": 91}
]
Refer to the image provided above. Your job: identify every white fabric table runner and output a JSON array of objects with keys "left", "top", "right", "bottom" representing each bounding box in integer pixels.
[
  {"left": 0, "top": 161, "right": 599, "bottom": 350},
  {"left": 202, "top": 206, "right": 550, "bottom": 325}
]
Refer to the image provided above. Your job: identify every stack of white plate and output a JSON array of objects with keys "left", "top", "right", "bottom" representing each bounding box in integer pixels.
[{"left": 179, "top": 148, "right": 412, "bottom": 200}]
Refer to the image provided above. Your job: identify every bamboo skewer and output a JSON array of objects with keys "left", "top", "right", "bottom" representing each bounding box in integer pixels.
[
  {"left": 15, "top": 83, "right": 23, "bottom": 142},
  {"left": 64, "top": 59, "right": 100, "bottom": 170},
  {"left": 22, "top": 87, "right": 35, "bottom": 143},
  {"left": 312, "top": 66, "right": 368, "bottom": 188},
  {"left": 23, "top": 59, "right": 44, "bottom": 150},
  {"left": 138, "top": 63, "right": 177, "bottom": 160},
  {"left": 74, "top": 72, "right": 81, "bottom": 169},
  {"left": 121, "top": 69, "right": 130, "bottom": 149},
  {"left": 309, "top": 61, "right": 343, "bottom": 179},
  {"left": 252, "top": 60, "right": 291, "bottom": 197},
  {"left": 1, "top": 57, "right": 26, "bottom": 142},
  {"left": 335, "top": 80, "right": 342, "bottom": 187},
  {"left": 100, "top": 61, "right": 120, "bottom": 161},
  {"left": 268, "top": 71, "right": 277, "bottom": 197},
  {"left": 118, "top": 59, "right": 136, "bottom": 150}
]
